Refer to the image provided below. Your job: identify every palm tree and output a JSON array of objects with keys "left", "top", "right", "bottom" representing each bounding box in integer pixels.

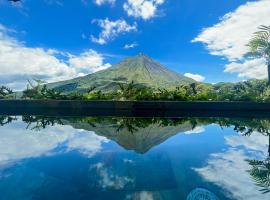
[
  {"left": 239, "top": 119, "right": 270, "bottom": 193},
  {"left": 248, "top": 25, "right": 270, "bottom": 84},
  {"left": 247, "top": 159, "right": 270, "bottom": 194}
]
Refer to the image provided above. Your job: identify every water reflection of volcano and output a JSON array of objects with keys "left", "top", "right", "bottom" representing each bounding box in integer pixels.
[
  {"left": 63, "top": 118, "right": 197, "bottom": 153},
  {"left": 1, "top": 116, "right": 270, "bottom": 199}
]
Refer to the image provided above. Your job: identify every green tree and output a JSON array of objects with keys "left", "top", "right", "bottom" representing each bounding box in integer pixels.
[
  {"left": 22, "top": 79, "right": 65, "bottom": 100},
  {"left": 0, "top": 116, "right": 17, "bottom": 126},
  {"left": 248, "top": 25, "right": 270, "bottom": 84},
  {"left": 0, "top": 86, "right": 14, "bottom": 99}
]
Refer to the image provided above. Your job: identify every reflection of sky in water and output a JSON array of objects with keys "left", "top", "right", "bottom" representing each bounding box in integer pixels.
[
  {"left": 0, "top": 118, "right": 109, "bottom": 168},
  {"left": 194, "top": 131, "right": 269, "bottom": 200},
  {"left": 0, "top": 117, "right": 269, "bottom": 200}
]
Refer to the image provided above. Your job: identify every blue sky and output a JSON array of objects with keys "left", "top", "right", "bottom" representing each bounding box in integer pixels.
[{"left": 0, "top": 0, "right": 270, "bottom": 90}]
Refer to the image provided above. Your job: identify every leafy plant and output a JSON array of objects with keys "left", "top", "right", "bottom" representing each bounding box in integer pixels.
[
  {"left": 247, "top": 25, "right": 270, "bottom": 84},
  {"left": 22, "top": 79, "right": 65, "bottom": 100},
  {"left": 22, "top": 116, "right": 63, "bottom": 131},
  {"left": 247, "top": 159, "right": 270, "bottom": 194},
  {"left": 0, "top": 86, "right": 14, "bottom": 99},
  {"left": 0, "top": 116, "right": 17, "bottom": 126}
]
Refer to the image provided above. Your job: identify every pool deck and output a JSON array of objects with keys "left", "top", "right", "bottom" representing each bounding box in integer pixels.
[{"left": 0, "top": 100, "right": 270, "bottom": 118}]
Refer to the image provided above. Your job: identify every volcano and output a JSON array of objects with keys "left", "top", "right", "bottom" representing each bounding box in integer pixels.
[{"left": 48, "top": 54, "right": 195, "bottom": 93}]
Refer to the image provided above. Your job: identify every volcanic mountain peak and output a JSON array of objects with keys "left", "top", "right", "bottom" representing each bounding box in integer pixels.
[{"left": 48, "top": 54, "right": 195, "bottom": 93}]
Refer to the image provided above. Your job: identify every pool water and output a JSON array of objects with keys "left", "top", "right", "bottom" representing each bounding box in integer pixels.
[{"left": 0, "top": 116, "right": 269, "bottom": 200}]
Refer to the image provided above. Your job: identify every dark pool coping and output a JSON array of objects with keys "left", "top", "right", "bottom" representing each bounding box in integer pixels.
[{"left": 0, "top": 100, "right": 270, "bottom": 118}]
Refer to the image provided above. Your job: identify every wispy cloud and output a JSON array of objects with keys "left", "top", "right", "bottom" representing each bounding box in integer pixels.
[
  {"left": 0, "top": 0, "right": 26, "bottom": 13},
  {"left": 90, "top": 163, "right": 134, "bottom": 189},
  {"left": 91, "top": 18, "right": 137, "bottom": 45},
  {"left": 44, "top": 0, "right": 64, "bottom": 6},
  {"left": 94, "top": 0, "right": 115, "bottom": 6},
  {"left": 123, "top": 0, "right": 166, "bottom": 20},
  {"left": 184, "top": 73, "right": 205, "bottom": 82},
  {"left": 124, "top": 43, "right": 138, "bottom": 49},
  {"left": 192, "top": 0, "right": 270, "bottom": 79}
]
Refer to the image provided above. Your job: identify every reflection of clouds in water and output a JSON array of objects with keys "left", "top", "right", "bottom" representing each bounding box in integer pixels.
[
  {"left": 0, "top": 120, "right": 108, "bottom": 168},
  {"left": 194, "top": 132, "right": 270, "bottom": 200},
  {"left": 225, "top": 133, "right": 268, "bottom": 157},
  {"left": 136, "top": 191, "right": 154, "bottom": 200},
  {"left": 67, "top": 131, "right": 108, "bottom": 157},
  {"left": 90, "top": 162, "right": 134, "bottom": 190},
  {"left": 123, "top": 159, "right": 134, "bottom": 164},
  {"left": 125, "top": 191, "right": 154, "bottom": 200},
  {"left": 184, "top": 126, "right": 205, "bottom": 135}
]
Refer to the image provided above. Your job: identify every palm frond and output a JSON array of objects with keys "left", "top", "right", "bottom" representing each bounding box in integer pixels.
[{"left": 247, "top": 159, "right": 270, "bottom": 194}]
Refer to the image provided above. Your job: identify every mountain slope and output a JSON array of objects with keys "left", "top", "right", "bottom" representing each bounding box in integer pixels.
[
  {"left": 62, "top": 118, "right": 195, "bottom": 153},
  {"left": 48, "top": 54, "right": 195, "bottom": 93}
]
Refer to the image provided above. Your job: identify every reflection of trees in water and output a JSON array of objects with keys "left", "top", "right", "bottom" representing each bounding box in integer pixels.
[
  {"left": 113, "top": 118, "right": 197, "bottom": 134},
  {"left": 201, "top": 118, "right": 270, "bottom": 193},
  {"left": 2, "top": 115, "right": 270, "bottom": 137},
  {"left": 206, "top": 118, "right": 270, "bottom": 194},
  {"left": 0, "top": 116, "right": 17, "bottom": 126},
  {"left": 0, "top": 115, "right": 63, "bottom": 130},
  {"left": 1, "top": 115, "right": 270, "bottom": 138},
  {"left": 1, "top": 115, "right": 270, "bottom": 193},
  {"left": 22, "top": 116, "right": 63, "bottom": 131},
  {"left": 65, "top": 117, "right": 199, "bottom": 134},
  {"left": 247, "top": 159, "right": 270, "bottom": 194}
]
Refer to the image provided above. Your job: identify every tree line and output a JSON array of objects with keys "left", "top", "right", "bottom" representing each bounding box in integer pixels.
[{"left": 13, "top": 79, "right": 270, "bottom": 102}]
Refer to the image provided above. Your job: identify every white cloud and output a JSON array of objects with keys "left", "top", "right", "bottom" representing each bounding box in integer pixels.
[
  {"left": 0, "top": 119, "right": 108, "bottom": 168},
  {"left": 225, "top": 58, "right": 267, "bottom": 79},
  {"left": 192, "top": 0, "right": 270, "bottom": 79},
  {"left": 184, "top": 126, "right": 205, "bottom": 135},
  {"left": 68, "top": 50, "right": 111, "bottom": 75},
  {"left": 67, "top": 129, "right": 109, "bottom": 157},
  {"left": 0, "top": 24, "right": 110, "bottom": 90},
  {"left": 184, "top": 73, "right": 205, "bottom": 82},
  {"left": 91, "top": 18, "right": 137, "bottom": 45},
  {"left": 44, "top": 0, "right": 64, "bottom": 6},
  {"left": 194, "top": 131, "right": 270, "bottom": 200},
  {"left": 94, "top": 0, "right": 115, "bottom": 6},
  {"left": 124, "top": 43, "right": 138, "bottom": 49},
  {"left": 123, "top": 0, "right": 165, "bottom": 20},
  {"left": 90, "top": 162, "right": 134, "bottom": 189}
]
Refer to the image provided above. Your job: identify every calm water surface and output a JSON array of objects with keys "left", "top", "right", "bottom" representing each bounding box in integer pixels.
[{"left": 0, "top": 116, "right": 269, "bottom": 200}]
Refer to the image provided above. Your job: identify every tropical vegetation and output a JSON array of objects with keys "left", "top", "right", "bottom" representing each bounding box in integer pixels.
[
  {"left": 0, "top": 86, "right": 14, "bottom": 99},
  {"left": 248, "top": 25, "right": 270, "bottom": 84},
  {"left": 7, "top": 78, "right": 270, "bottom": 102}
]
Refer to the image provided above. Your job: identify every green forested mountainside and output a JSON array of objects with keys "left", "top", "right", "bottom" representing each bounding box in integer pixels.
[{"left": 47, "top": 54, "right": 195, "bottom": 93}]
